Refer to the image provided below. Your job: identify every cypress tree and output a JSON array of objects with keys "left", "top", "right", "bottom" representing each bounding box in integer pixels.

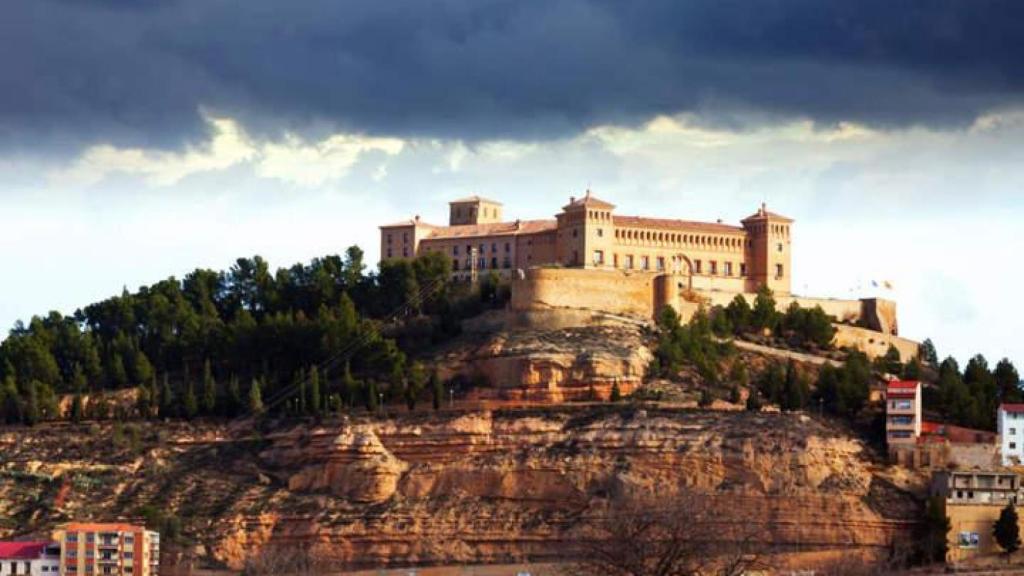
[
  {"left": 248, "top": 378, "right": 264, "bottom": 415},
  {"left": 202, "top": 359, "right": 217, "bottom": 415},
  {"left": 183, "top": 380, "right": 199, "bottom": 420},
  {"left": 309, "top": 366, "right": 321, "bottom": 415},
  {"left": 994, "top": 503, "right": 1021, "bottom": 561},
  {"left": 227, "top": 375, "right": 242, "bottom": 417},
  {"left": 431, "top": 372, "right": 443, "bottom": 411},
  {"left": 160, "top": 373, "right": 174, "bottom": 418}
]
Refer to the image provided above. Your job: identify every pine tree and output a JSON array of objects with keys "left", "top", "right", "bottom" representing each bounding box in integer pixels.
[
  {"left": 343, "top": 362, "right": 359, "bottom": 408},
  {"left": 994, "top": 502, "right": 1021, "bottom": 561},
  {"left": 248, "top": 378, "right": 264, "bottom": 415},
  {"left": 309, "top": 366, "right": 321, "bottom": 415},
  {"left": 135, "top": 385, "right": 151, "bottom": 419},
  {"left": 23, "top": 381, "right": 40, "bottom": 426},
  {"left": 202, "top": 359, "right": 217, "bottom": 415},
  {"left": 295, "top": 368, "right": 307, "bottom": 415}
]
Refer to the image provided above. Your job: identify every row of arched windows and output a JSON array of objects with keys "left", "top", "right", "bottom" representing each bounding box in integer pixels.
[{"left": 613, "top": 228, "right": 751, "bottom": 250}]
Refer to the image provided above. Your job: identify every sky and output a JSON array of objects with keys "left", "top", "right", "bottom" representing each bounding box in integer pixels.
[{"left": 2, "top": 0, "right": 1024, "bottom": 367}]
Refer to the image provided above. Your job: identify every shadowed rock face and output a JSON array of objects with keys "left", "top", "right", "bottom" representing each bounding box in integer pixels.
[{"left": 0, "top": 409, "right": 922, "bottom": 572}]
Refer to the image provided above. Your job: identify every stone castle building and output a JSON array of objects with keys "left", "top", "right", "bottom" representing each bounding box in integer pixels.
[{"left": 380, "top": 191, "right": 793, "bottom": 295}]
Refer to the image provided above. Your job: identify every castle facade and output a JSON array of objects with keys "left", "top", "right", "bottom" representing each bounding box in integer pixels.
[{"left": 380, "top": 192, "right": 793, "bottom": 295}]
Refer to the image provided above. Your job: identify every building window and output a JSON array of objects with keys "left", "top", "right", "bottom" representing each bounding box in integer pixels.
[
  {"left": 491, "top": 243, "right": 497, "bottom": 253},
  {"left": 958, "top": 531, "right": 980, "bottom": 549},
  {"left": 710, "top": 261, "right": 718, "bottom": 275},
  {"left": 694, "top": 260, "right": 702, "bottom": 274},
  {"left": 453, "top": 246, "right": 459, "bottom": 255},
  {"left": 641, "top": 256, "right": 650, "bottom": 270},
  {"left": 402, "top": 247, "right": 408, "bottom": 258},
  {"left": 503, "top": 258, "right": 511, "bottom": 269},
  {"left": 403, "top": 232, "right": 409, "bottom": 243},
  {"left": 478, "top": 257, "right": 486, "bottom": 269},
  {"left": 491, "top": 257, "right": 498, "bottom": 269},
  {"left": 776, "top": 264, "right": 784, "bottom": 278},
  {"left": 597, "top": 228, "right": 603, "bottom": 237},
  {"left": 613, "top": 254, "right": 619, "bottom": 268},
  {"left": 573, "top": 228, "right": 578, "bottom": 238},
  {"left": 625, "top": 255, "right": 634, "bottom": 269},
  {"left": 1012, "top": 442, "right": 1018, "bottom": 450},
  {"left": 777, "top": 243, "right": 783, "bottom": 252},
  {"left": 452, "top": 260, "right": 459, "bottom": 271},
  {"left": 1012, "top": 428, "right": 1017, "bottom": 435},
  {"left": 67, "top": 533, "right": 79, "bottom": 543},
  {"left": 656, "top": 257, "right": 665, "bottom": 271},
  {"left": 724, "top": 262, "right": 733, "bottom": 276},
  {"left": 593, "top": 250, "right": 605, "bottom": 265},
  {"left": 504, "top": 242, "right": 510, "bottom": 253},
  {"left": 386, "top": 234, "right": 392, "bottom": 245},
  {"left": 740, "top": 263, "right": 747, "bottom": 276}
]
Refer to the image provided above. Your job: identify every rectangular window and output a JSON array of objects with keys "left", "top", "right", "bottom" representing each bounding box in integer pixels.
[
  {"left": 656, "top": 257, "right": 665, "bottom": 271},
  {"left": 402, "top": 247, "right": 408, "bottom": 258},
  {"left": 740, "top": 263, "right": 747, "bottom": 276},
  {"left": 776, "top": 264, "right": 784, "bottom": 278},
  {"left": 490, "top": 257, "right": 498, "bottom": 269},
  {"left": 467, "top": 244, "right": 472, "bottom": 255},
  {"left": 625, "top": 255, "right": 634, "bottom": 269},
  {"left": 710, "top": 261, "right": 718, "bottom": 275},
  {"left": 1012, "top": 442, "right": 1018, "bottom": 450},
  {"left": 593, "top": 250, "right": 605, "bottom": 265},
  {"left": 403, "top": 232, "right": 409, "bottom": 243},
  {"left": 505, "top": 242, "right": 510, "bottom": 253},
  {"left": 958, "top": 531, "right": 980, "bottom": 549},
  {"left": 641, "top": 256, "right": 650, "bottom": 270},
  {"left": 478, "top": 257, "right": 486, "bottom": 269},
  {"left": 724, "top": 262, "right": 733, "bottom": 276},
  {"left": 891, "top": 400, "right": 912, "bottom": 410},
  {"left": 452, "top": 260, "right": 459, "bottom": 271},
  {"left": 491, "top": 243, "right": 497, "bottom": 253},
  {"left": 386, "top": 234, "right": 392, "bottom": 245},
  {"left": 453, "top": 245, "right": 459, "bottom": 255},
  {"left": 1012, "top": 428, "right": 1017, "bottom": 435},
  {"left": 694, "top": 260, "right": 702, "bottom": 274},
  {"left": 613, "top": 254, "right": 619, "bottom": 268},
  {"left": 597, "top": 228, "right": 603, "bottom": 237}
]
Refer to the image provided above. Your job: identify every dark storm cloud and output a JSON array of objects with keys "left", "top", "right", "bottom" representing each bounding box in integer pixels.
[{"left": 3, "top": 0, "right": 1023, "bottom": 152}]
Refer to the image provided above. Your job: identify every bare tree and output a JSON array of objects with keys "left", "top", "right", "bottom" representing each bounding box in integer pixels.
[
  {"left": 564, "top": 493, "right": 770, "bottom": 576},
  {"left": 240, "top": 545, "right": 333, "bottom": 576}
]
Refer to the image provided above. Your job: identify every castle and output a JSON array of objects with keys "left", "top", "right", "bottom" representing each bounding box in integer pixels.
[
  {"left": 380, "top": 191, "right": 793, "bottom": 295},
  {"left": 381, "top": 192, "right": 919, "bottom": 361}
]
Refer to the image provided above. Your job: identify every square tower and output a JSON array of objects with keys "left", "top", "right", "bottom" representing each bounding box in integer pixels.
[
  {"left": 449, "top": 196, "right": 503, "bottom": 226},
  {"left": 555, "top": 190, "right": 616, "bottom": 268},
  {"left": 741, "top": 203, "right": 793, "bottom": 295},
  {"left": 998, "top": 404, "right": 1024, "bottom": 466}
]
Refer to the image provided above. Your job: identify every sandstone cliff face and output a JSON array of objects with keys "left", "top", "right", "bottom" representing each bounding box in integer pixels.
[
  {"left": 441, "top": 323, "right": 652, "bottom": 403},
  {"left": 0, "top": 409, "right": 922, "bottom": 572}
]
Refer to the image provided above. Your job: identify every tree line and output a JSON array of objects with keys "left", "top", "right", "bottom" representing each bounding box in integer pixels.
[{"left": 0, "top": 247, "right": 473, "bottom": 425}]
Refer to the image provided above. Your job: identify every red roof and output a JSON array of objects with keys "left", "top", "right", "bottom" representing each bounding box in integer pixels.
[
  {"left": 612, "top": 215, "right": 744, "bottom": 234},
  {"left": 887, "top": 381, "right": 920, "bottom": 390},
  {"left": 0, "top": 542, "right": 51, "bottom": 560},
  {"left": 1002, "top": 404, "right": 1024, "bottom": 414}
]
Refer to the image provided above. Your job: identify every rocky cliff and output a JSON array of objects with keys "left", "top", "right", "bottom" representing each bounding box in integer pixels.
[{"left": 0, "top": 407, "right": 923, "bottom": 572}]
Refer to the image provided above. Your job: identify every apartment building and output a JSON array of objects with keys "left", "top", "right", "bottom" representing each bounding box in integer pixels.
[
  {"left": 932, "top": 470, "right": 1024, "bottom": 562},
  {"left": 0, "top": 542, "right": 60, "bottom": 576},
  {"left": 998, "top": 403, "right": 1024, "bottom": 466},
  {"left": 51, "top": 524, "right": 158, "bottom": 576},
  {"left": 885, "top": 380, "right": 922, "bottom": 446}
]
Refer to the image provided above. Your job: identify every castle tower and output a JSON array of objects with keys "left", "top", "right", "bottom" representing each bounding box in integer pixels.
[
  {"left": 555, "top": 190, "right": 616, "bottom": 268},
  {"left": 449, "top": 196, "right": 503, "bottom": 226},
  {"left": 741, "top": 203, "right": 793, "bottom": 294}
]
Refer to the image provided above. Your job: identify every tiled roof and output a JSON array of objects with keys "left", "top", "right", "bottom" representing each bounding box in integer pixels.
[
  {"left": 450, "top": 195, "right": 502, "bottom": 205},
  {"left": 887, "top": 380, "right": 920, "bottom": 390},
  {"left": 1002, "top": 404, "right": 1024, "bottom": 414},
  {"left": 0, "top": 542, "right": 51, "bottom": 559},
  {"left": 919, "top": 421, "right": 997, "bottom": 444},
  {"left": 379, "top": 218, "right": 439, "bottom": 229},
  {"left": 613, "top": 215, "right": 744, "bottom": 234},
  {"left": 563, "top": 191, "right": 616, "bottom": 210},
  {"left": 424, "top": 219, "right": 557, "bottom": 240},
  {"left": 741, "top": 204, "right": 794, "bottom": 223}
]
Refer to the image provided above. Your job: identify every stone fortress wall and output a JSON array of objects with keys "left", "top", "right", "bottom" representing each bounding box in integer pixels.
[{"left": 510, "top": 267, "right": 920, "bottom": 360}]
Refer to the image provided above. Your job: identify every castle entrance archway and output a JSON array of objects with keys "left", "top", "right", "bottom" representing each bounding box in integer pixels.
[{"left": 672, "top": 254, "right": 693, "bottom": 292}]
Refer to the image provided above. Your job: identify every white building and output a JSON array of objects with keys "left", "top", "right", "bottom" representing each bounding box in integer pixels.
[
  {"left": 0, "top": 542, "right": 60, "bottom": 576},
  {"left": 997, "top": 404, "right": 1024, "bottom": 466}
]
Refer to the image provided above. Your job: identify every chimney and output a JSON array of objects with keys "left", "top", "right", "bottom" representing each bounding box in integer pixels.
[
  {"left": 515, "top": 219, "right": 521, "bottom": 230},
  {"left": 570, "top": 196, "right": 576, "bottom": 204}
]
